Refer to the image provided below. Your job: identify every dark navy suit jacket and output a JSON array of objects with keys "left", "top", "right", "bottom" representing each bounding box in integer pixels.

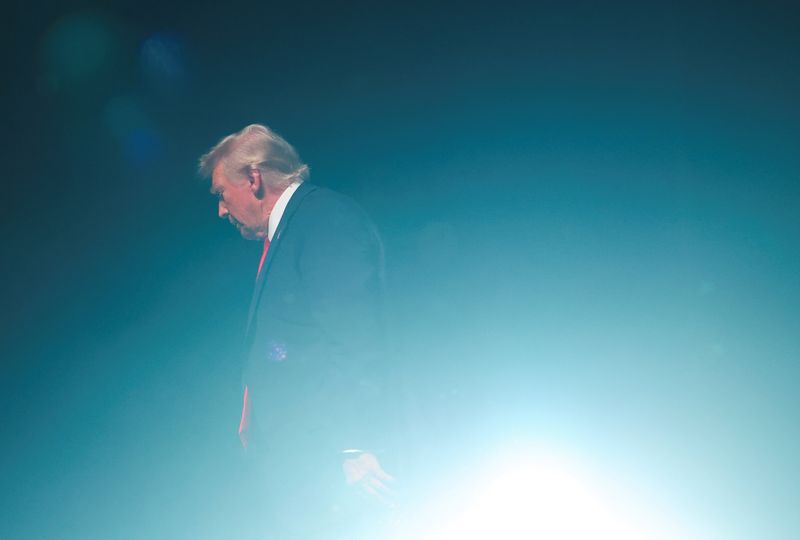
[{"left": 242, "top": 182, "right": 387, "bottom": 459}]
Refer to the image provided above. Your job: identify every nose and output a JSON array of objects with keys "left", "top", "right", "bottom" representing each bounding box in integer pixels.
[{"left": 218, "top": 201, "right": 228, "bottom": 219}]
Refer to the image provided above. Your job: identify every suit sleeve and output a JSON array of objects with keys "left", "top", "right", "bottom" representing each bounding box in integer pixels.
[{"left": 294, "top": 195, "right": 387, "bottom": 451}]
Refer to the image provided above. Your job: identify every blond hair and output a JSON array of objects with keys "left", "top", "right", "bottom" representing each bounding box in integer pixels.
[{"left": 198, "top": 124, "right": 309, "bottom": 189}]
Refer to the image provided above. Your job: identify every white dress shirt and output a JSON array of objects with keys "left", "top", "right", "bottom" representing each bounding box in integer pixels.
[{"left": 268, "top": 181, "right": 302, "bottom": 241}]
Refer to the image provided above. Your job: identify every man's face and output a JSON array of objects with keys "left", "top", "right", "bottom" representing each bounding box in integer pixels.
[{"left": 210, "top": 162, "right": 267, "bottom": 240}]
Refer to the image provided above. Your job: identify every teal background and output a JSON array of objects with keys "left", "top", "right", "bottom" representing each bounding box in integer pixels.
[{"left": 2, "top": 1, "right": 798, "bottom": 538}]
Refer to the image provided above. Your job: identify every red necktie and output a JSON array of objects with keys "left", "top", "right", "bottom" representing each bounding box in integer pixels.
[
  {"left": 239, "top": 236, "right": 271, "bottom": 449},
  {"left": 238, "top": 385, "right": 251, "bottom": 449},
  {"left": 256, "top": 236, "right": 271, "bottom": 280}
]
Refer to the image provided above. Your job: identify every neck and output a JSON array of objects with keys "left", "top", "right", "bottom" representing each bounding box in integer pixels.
[{"left": 260, "top": 185, "right": 285, "bottom": 222}]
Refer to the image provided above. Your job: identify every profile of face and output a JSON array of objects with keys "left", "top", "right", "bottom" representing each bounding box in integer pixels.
[{"left": 210, "top": 162, "right": 267, "bottom": 240}]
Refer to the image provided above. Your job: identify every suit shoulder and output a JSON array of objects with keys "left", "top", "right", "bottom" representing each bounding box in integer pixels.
[
  {"left": 303, "top": 185, "right": 362, "bottom": 210},
  {"left": 297, "top": 185, "right": 375, "bottom": 226}
]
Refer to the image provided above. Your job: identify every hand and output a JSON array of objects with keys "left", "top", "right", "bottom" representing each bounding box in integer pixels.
[{"left": 342, "top": 452, "right": 396, "bottom": 507}]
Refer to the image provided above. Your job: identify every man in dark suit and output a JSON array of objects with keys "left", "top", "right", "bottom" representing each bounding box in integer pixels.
[{"left": 199, "top": 124, "right": 394, "bottom": 538}]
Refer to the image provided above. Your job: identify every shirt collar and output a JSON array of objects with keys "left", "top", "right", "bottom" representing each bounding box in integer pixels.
[{"left": 268, "top": 181, "right": 301, "bottom": 241}]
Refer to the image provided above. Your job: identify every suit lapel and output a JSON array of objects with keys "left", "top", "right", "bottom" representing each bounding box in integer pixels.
[{"left": 245, "top": 182, "right": 318, "bottom": 335}]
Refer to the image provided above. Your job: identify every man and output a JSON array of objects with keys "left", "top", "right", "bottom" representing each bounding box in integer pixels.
[{"left": 198, "top": 124, "right": 394, "bottom": 538}]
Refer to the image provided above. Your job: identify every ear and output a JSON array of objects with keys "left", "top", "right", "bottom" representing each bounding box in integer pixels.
[{"left": 247, "top": 167, "right": 262, "bottom": 194}]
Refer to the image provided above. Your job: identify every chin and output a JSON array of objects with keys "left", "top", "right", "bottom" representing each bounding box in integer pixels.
[{"left": 240, "top": 228, "right": 263, "bottom": 241}]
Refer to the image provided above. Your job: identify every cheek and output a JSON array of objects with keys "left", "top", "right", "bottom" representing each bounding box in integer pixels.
[
  {"left": 227, "top": 192, "right": 257, "bottom": 223},
  {"left": 227, "top": 197, "right": 246, "bottom": 218},
  {"left": 243, "top": 199, "right": 261, "bottom": 221}
]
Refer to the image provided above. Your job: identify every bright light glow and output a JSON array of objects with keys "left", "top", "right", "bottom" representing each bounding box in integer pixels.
[{"left": 395, "top": 447, "right": 696, "bottom": 540}]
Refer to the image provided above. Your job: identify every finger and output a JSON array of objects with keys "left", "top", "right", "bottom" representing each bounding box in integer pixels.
[
  {"left": 362, "top": 475, "right": 395, "bottom": 499},
  {"left": 374, "top": 468, "right": 395, "bottom": 483},
  {"left": 362, "top": 481, "right": 395, "bottom": 508},
  {"left": 366, "top": 475, "right": 397, "bottom": 499}
]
